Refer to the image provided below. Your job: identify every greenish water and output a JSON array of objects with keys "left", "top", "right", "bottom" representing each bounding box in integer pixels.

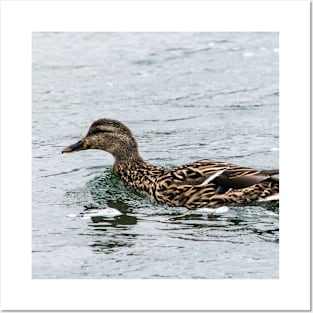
[{"left": 32, "top": 32, "right": 279, "bottom": 278}]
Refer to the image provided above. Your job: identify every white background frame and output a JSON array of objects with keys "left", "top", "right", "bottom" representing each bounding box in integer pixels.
[{"left": 0, "top": 1, "right": 311, "bottom": 311}]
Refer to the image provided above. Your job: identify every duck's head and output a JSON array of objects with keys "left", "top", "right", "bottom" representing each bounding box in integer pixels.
[{"left": 62, "top": 119, "right": 141, "bottom": 161}]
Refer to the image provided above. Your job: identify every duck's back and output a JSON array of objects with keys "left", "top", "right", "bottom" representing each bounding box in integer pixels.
[{"left": 113, "top": 159, "right": 279, "bottom": 209}]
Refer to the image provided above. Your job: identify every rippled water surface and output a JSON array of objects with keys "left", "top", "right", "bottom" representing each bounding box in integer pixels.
[{"left": 32, "top": 32, "right": 279, "bottom": 278}]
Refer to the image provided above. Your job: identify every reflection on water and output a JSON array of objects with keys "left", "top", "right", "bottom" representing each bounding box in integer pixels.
[
  {"left": 69, "top": 169, "right": 279, "bottom": 257},
  {"left": 167, "top": 205, "right": 279, "bottom": 243},
  {"left": 88, "top": 214, "right": 137, "bottom": 228},
  {"left": 88, "top": 229, "right": 139, "bottom": 254}
]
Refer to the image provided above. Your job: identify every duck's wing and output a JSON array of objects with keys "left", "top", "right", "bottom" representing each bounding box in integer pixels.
[
  {"left": 211, "top": 168, "right": 279, "bottom": 189},
  {"left": 169, "top": 159, "right": 279, "bottom": 189}
]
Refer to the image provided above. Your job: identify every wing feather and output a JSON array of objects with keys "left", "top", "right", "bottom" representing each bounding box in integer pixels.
[{"left": 166, "top": 159, "right": 279, "bottom": 189}]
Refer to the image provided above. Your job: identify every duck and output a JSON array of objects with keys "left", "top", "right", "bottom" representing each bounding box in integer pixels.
[{"left": 62, "top": 118, "right": 279, "bottom": 209}]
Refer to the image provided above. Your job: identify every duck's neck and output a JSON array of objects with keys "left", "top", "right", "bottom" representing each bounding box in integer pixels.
[
  {"left": 110, "top": 136, "right": 164, "bottom": 178},
  {"left": 112, "top": 154, "right": 165, "bottom": 197},
  {"left": 110, "top": 135, "right": 145, "bottom": 163},
  {"left": 113, "top": 153, "right": 163, "bottom": 176},
  {"left": 112, "top": 146, "right": 144, "bottom": 171},
  {"left": 113, "top": 148, "right": 144, "bottom": 164}
]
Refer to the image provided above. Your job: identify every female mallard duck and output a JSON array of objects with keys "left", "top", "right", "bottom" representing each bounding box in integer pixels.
[{"left": 62, "top": 118, "right": 279, "bottom": 209}]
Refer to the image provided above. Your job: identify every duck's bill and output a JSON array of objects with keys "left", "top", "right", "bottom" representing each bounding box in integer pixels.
[{"left": 62, "top": 140, "right": 86, "bottom": 153}]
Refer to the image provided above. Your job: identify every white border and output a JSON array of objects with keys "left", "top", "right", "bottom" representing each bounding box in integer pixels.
[{"left": 0, "top": 0, "right": 311, "bottom": 311}]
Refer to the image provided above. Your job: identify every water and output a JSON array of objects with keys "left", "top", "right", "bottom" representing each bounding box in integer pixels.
[{"left": 32, "top": 32, "right": 279, "bottom": 279}]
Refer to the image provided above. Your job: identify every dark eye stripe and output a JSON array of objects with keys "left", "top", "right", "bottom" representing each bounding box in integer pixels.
[
  {"left": 92, "top": 129, "right": 103, "bottom": 135},
  {"left": 89, "top": 128, "right": 112, "bottom": 135}
]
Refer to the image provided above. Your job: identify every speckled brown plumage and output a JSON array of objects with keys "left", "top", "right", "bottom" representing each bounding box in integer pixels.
[{"left": 62, "top": 118, "right": 279, "bottom": 209}]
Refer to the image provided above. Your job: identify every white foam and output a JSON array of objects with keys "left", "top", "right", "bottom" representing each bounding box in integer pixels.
[
  {"left": 270, "top": 147, "right": 279, "bottom": 151},
  {"left": 105, "top": 82, "right": 114, "bottom": 87},
  {"left": 66, "top": 213, "right": 77, "bottom": 218},
  {"left": 81, "top": 208, "right": 122, "bottom": 219},
  {"left": 243, "top": 51, "right": 255, "bottom": 57},
  {"left": 196, "top": 206, "right": 230, "bottom": 214}
]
